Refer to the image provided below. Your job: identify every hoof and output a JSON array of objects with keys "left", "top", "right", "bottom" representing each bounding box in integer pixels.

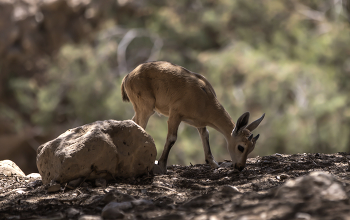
[
  {"left": 211, "top": 161, "right": 220, "bottom": 169},
  {"left": 207, "top": 160, "right": 219, "bottom": 169},
  {"left": 219, "top": 161, "right": 233, "bottom": 168}
]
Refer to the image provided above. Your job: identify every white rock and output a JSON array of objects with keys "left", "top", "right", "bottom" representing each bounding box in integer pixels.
[
  {"left": 36, "top": 120, "right": 156, "bottom": 185},
  {"left": 26, "top": 173, "right": 41, "bottom": 179},
  {"left": 0, "top": 160, "right": 25, "bottom": 177}
]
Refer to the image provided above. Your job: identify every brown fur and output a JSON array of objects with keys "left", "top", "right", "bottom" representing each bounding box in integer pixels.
[{"left": 121, "top": 61, "right": 264, "bottom": 174}]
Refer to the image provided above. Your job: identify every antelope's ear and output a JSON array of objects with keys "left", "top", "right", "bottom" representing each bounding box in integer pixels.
[
  {"left": 245, "top": 113, "right": 265, "bottom": 132},
  {"left": 232, "top": 112, "right": 250, "bottom": 135}
]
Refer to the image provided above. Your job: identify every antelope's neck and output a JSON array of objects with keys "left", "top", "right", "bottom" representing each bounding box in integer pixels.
[{"left": 210, "top": 105, "right": 235, "bottom": 142}]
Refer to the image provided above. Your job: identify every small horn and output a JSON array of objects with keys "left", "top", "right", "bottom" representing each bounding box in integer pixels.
[
  {"left": 248, "top": 134, "right": 253, "bottom": 141},
  {"left": 253, "top": 134, "right": 260, "bottom": 142}
]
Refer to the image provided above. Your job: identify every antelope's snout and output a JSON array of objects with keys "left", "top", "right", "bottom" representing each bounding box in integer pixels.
[{"left": 234, "top": 163, "right": 245, "bottom": 172}]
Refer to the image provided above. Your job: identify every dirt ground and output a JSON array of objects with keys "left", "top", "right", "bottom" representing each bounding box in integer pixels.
[{"left": 1, "top": 153, "right": 350, "bottom": 220}]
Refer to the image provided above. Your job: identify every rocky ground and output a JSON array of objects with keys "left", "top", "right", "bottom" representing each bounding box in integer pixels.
[{"left": 1, "top": 153, "right": 350, "bottom": 220}]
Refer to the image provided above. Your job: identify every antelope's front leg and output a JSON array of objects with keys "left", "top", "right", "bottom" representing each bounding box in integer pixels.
[{"left": 197, "top": 127, "right": 219, "bottom": 169}]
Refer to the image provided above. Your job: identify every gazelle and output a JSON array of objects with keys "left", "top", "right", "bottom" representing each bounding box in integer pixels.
[{"left": 121, "top": 61, "right": 264, "bottom": 174}]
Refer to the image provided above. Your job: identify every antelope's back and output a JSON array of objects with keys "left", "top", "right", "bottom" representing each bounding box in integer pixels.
[{"left": 125, "top": 61, "right": 218, "bottom": 115}]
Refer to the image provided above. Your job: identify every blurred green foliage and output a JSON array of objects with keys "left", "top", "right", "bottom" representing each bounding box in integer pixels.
[{"left": 4, "top": 0, "right": 350, "bottom": 166}]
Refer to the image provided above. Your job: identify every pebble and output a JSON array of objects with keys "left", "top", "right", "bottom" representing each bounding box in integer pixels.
[
  {"left": 68, "top": 178, "right": 82, "bottom": 188},
  {"left": 28, "top": 180, "right": 42, "bottom": 188},
  {"left": 220, "top": 185, "right": 240, "bottom": 194},
  {"left": 66, "top": 207, "right": 80, "bottom": 218},
  {"left": 26, "top": 173, "right": 42, "bottom": 179},
  {"left": 13, "top": 188, "right": 27, "bottom": 194},
  {"left": 103, "top": 201, "right": 132, "bottom": 211},
  {"left": 295, "top": 212, "right": 311, "bottom": 220},
  {"left": 227, "top": 170, "right": 236, "bottom": 175},
  {"left": 276, "top": 174, "right": 289, "bottom": 181},
  {"left": 101, "top": 209, "right": 124, "bottom": 219},
  {"left": 209, "top": 215, "right": 220, "bottom": 220},
  {"left": 131, "top": 199, "right": 153, "bottom": 206},
  {"left": 280, "top": 174, "right": 289, "bottom": 180},
  {"left": 78, "top": 215, "right": 102, "bottom": 220},
  {"left": 47, "top": 183, "right": 61, "bottom": 193},
  {"left": 101, "top": 202, "right": 131, "bottom": 219}
]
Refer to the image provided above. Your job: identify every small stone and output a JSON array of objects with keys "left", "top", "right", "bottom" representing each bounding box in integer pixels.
[
  {"left": 295, "top": 212, "right": 311, "bottom": 220},
  {"left": 227, "top": 170, "right": 236, "bottom": 175},
  {"left": 95, "top": 178, "right": 106, "bottom": 188},
  {"left": 193, "top": 214, "right": 208, "bottom": 220},
  {"left": 220, "top": 185, "right": 240, "bottom": 194},
  {"left": 131, "top": 199, "right": 153, "bottom": 206},
  {"left": 280, "top": 174, "right": 289, "bottom": 180},
  {"left": 28, "top": 180, "right": 42, "bottom": 188},
  {"left": 13, "top": 188, "right": 27, "bottom": 194},
  {"left": 101, "top": 192, "right": 117, "bottom": 204},
  {"left": 66, "top": 207, "right": 80, "bottom": 218},
  {"left": 68, "top": 178, "right": 83, "bottom": 188},
  {"left": 26, "top": 173, "right": 42, "bottom": 179},
  {"left": 103, "top": 201, "right": 132, "bottom": 211},
  {"left": 101, "top": 202, "right": 130, "bottom": 219},
  {"left": 209, "top": 215, "right": 220, "bottom": 220},
  {"left": 268, "top": 178, "right": 275, "bottom": 183},
  {"left": 78, "top": 215, "right": 102, "bottom": 220},
  {"left": 47, "top": 183, "right": 61, "bottom": 193}
]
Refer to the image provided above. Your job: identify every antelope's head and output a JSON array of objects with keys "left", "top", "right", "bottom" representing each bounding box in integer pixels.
[{"left": 228, "top": 112, "right": 265, "bottom": 172}]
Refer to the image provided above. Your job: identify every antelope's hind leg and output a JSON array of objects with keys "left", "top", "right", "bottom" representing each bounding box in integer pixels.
[
  {"left": 130, "top": 98, "right": 155, "bottom": 130},
  {"left": 153, "top": 115, "right": 182, "bottom": 174},
  {"left": 197, "top": 127, "right": 219, "bottom": 168}
]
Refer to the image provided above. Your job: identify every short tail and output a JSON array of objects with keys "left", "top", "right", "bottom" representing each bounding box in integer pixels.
[{"left": 121, "top": 75, "right": 130, "bottom": 102}]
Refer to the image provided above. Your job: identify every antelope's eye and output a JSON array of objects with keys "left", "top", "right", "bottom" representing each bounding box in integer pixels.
[{"left": 238, "top": 145, "right": 244, "bottom": 153}]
